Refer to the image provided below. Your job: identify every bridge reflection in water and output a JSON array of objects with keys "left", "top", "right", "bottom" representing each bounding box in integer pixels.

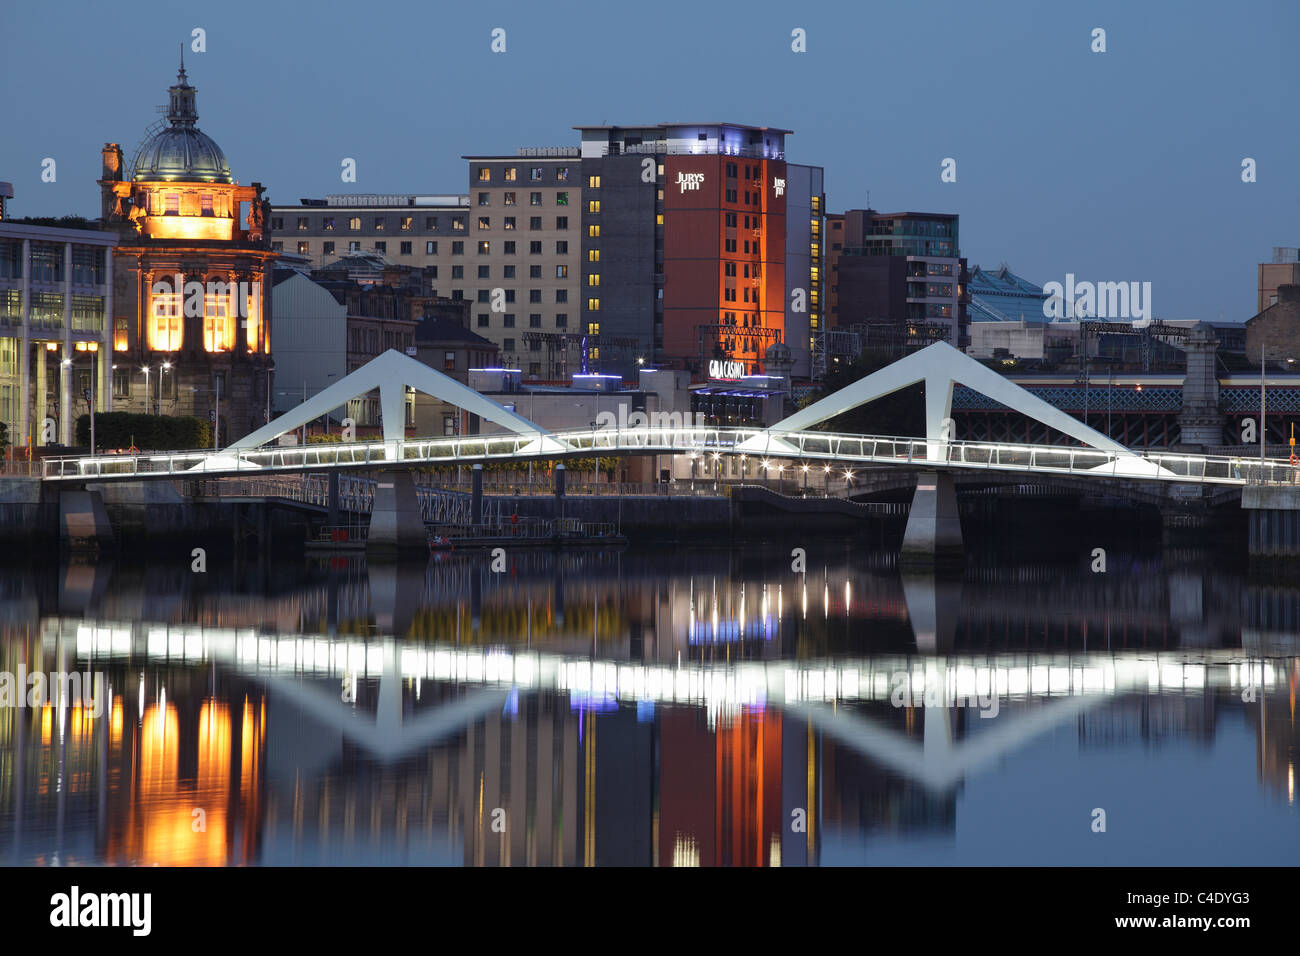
[{"left": 0, "top": 546, "right": 1296, "bottom": 866}]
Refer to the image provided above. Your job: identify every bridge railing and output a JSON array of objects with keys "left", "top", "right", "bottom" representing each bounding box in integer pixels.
[{"left": 34, "top": 425, "right": 1300, "bottom": 487}]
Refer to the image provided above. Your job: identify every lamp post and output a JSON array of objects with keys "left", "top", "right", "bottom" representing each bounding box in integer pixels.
[
  {"left": 141, "top": 365, "right": 151, "bottom": 415},
  {"left": 64, "top": 341, "right": 99, "bottom": 453},
  {"left": 159, "top": 360, "right": 172, "bottom": 416}
]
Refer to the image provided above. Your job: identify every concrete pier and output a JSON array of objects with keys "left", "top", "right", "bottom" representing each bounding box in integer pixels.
[
  {"left": 900, "top": 471, "right": 963, "bottom": 567},
  {"left": 59, "top": 487, "right": 114, "bottom": 552},
  {"left": 367, "top": 469, "right": 427, "bottom": 557}
]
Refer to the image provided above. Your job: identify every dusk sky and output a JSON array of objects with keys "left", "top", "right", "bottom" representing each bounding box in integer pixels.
[{"left": 3, "top": 0, "right": 1296, "bottom": 322}]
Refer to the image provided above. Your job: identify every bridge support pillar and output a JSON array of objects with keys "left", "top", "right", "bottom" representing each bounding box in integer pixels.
[
  {"left": 1242, "top": 484, "right": 1300, "bottom": 560},
  {"left": 327, "top": 470, "right": 340, "bottom": 527},
  {"left": 900, "top": 471, "right": 963, "bottom": 567},
  {"left": 59, "top": 487, "right": 114, "bottom": 552},
  {"left": 471, "top": 464, "right": 483, "bottom": 527},
  {"left": 367, "top": 469, "right": 426, "bottom": 558}
]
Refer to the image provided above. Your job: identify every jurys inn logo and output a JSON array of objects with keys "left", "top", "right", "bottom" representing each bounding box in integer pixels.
[
  {"left": 773, "top": 178, "right": 785, "bottom": 197},
  {"left": 676, "top": 171, "right": 705, "bottom": 193}
]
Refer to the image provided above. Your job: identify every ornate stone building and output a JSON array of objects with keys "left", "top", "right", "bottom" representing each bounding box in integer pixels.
[{"left": 99, "top": 57, "right": 275, "bottom": 444}]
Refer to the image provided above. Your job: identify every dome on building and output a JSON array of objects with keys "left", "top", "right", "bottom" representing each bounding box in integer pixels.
[{"left": 132, "top": 57, "right": 232, "bottom": 184}]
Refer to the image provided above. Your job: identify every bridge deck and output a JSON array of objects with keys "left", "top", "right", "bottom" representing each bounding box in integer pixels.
[{"left": 36, "top": 426, "right": 1300, "bottom": 488}]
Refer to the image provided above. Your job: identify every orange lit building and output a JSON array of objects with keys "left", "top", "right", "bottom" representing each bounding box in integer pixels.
[{"left": 99, "top": 58, "right": 275, "bottom": 444}]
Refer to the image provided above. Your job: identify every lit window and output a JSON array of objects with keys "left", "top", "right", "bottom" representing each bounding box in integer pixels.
[
  {"left": 588, "top": 273, "right": 600, "bottom": 286},
  {"left": 150, "top": 291, "right": 182, "bottom": 350},
  {"left": 200, "top": 195, "right": 213, "bottom": 216},
  {"left": 556, "top": 265, "right": 568, "bottom": 278},
  {"left": 656, "top": 214, "right": 663, "bottom": 225},
  {"left": 556, "top": 192, "right": 568, "bottom": 206},
  {"left": 504, "top": 192, "right": 516, "bottom": 205},
  {"left": 478, "top": 167, "right": 491, "bottom": 182},
  {"left": 588, "top": 200, "right": 601, "bottom": 214},
  {"left": 587, "top": 322, "right": 600, "bottom": 335},
  {"left": 374, "top": 217, "right": 385, "bottom": 230},
  {"left": 530, "top": 167, "right": 543, "bottom": 181},
  {"left": 588, "top": 249, "right": 600, "bottom": 262},
  {"left": 587, "top": 299, "right": 600, "bottom": 312},
  {"left": 164, "top": 194, "right": 179, "bottom": 215},
  {"left": 588, "top": 176, "right": 601, "bottom": 189},
  {"left": 504, "top": 167, "right": 517, "bottom": 182},
  {"left": 504, "top": 217, "right": 516, "bottom": 230},
  {"left": 297, "top": 241, "right": 309, "bottom": 254},
  {"left": 588, "top": 225, "right": 600, "bottom": 238},
  {"left": 557, "top": 167, "right": 569, "bottom": 181},
  {"left": 298, "top": 217, "right": 309, "bottom": 231},
  {"left": 479, "top": 217, "right": 490, "bottom": 230},
  {"left": 478, "top": 241, "right": 490, "bottom": 254},
  {"left": 401, "top": 216, "right": 413, "bottom": 230},
  {"left": 349, "top": 217, "right": 361, "bottom": 231}
]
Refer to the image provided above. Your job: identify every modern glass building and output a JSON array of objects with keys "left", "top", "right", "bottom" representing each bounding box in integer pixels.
[{"left": 0, "top": 210, "right": 117, "bottom": 451}]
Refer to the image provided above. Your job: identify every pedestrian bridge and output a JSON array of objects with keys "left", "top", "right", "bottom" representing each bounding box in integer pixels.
[
  {"left": 36, "top": 423, "right": 1289, "bottom": 487},
  {"left": 37, "top": 341, "right": 1291, "bottom": 487}
]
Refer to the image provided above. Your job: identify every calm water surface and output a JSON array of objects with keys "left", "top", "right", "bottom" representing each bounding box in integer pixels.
[{"left": 0, "top": 535, "right": 1296, "bottom": 866}]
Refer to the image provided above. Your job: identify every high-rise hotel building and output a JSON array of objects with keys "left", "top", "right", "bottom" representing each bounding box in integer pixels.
[{"left": 576, "top": 124, "right": 823, "bottom": 380}]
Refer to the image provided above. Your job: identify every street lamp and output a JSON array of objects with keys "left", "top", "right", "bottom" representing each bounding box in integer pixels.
[
  {"left": 159, "top": 360, "right": 172, "bottom": 415},
  {"left": 141, "top": 366, "right": 151, "bottom": 415}
]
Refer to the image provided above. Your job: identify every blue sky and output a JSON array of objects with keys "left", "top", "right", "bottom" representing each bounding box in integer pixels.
[{"left": 3, "top": 0, "right": 1296, "bottom": 322}]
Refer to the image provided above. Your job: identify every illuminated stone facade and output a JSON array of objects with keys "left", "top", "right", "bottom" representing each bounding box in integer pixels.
[{"left": 99, "top": 59, "right": 275, "bottom": 444}]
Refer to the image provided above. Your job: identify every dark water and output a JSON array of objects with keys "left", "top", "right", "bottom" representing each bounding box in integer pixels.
[{"left": 0, "top": 532, "right": 1296, "bottom": 866}]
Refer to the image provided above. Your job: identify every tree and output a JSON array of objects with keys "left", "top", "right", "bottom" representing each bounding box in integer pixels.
[{"left": 812, "top": 347, "right": 925, "bottom": 437}]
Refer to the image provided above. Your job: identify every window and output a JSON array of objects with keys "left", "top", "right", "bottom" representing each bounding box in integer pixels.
[
  {"left": 478, "top": 265, "right": 491, "bottom": 279},
  {"left": 503, "top": 313, "right": 515, "bottom": 327},
  {"left": 444, "top": 351, "right": 456, "bottom": 371},
  {"left": 588, "top": 273, "right": 600, "bottom": 286},
  {"left": 530, "top": 167, "right": 543, "bottom": 181},
  {"left": 452, "top": 217, "right": 466, "bottom": 231},
  {"left": 151, "top": 291, "right": 182, "bottom": 349},
  {"left": 165, "top": 194, "right": 179, "bottom": 215},
  {"left": 478, "top": 241, "right": 490, "bottom": 254},
  {"left": 349, "top": 241, "right": 361, "bottom": 252},
  {"left": 477, "top": 289, "right": 490, "bottom": 303},
  {"left": 324, "top": 241, "right": 335, "bottom": 255},
  {"left": 452, "top": 265, "right": 464, "bottom": 278},
  {"left": 504, "top": 290, "right": 516, "bottom": 303},
  {"left": 588, "top": 175, "right": 601, "bottom": 188},
  {"left": 555, "top": 289, "right": 568, "bottom": 303},
  {"left": 529, "top": 313, "right": 542, "bottom": 327},
  {"left": 504, "top": 192, "right": 516, "bottom": 206},
  {"left": 375, "top": 241, "right": 386, "bottom": 253},
  {"left": 529, "top": 241, "right": 542, "bottom": 254},
  {"left": 427, "top": 241, "right": 438, "bottom": 254},
  {"left": 726, "top": 213, "right": 737, "bottom": 227},
  {"left": 656, "top": 214, "right": 664, "bottom": 226},
  {"left": 725, "top": 189, "right": 737, "bottom": 202},
  {"left": 503, "top": 241, "right": 516, "bottom": 254},
  {"left": 588, "top": 249, "right": 600, "bottom": 262},
  {"left": 452, "top": 241, "right": 464, "bottom": 255},
  {"left": 529, "top": 341, "right": 541, "bottom": 353},
  {"left": 400, "top": 241, "right": 412, "bottom": 255},
  {"left": 587, "top": 322, "right": 600, "bottom": 334},
  {"left": 587, "top": 298, "right": 600, "bottom": 312},
  {"left": 349, "top": 217, "right": 361, "bottom": 231},
  {"left": 477, "top": 314, "right": 489, "bottom": 327},
  {"left": 426, "top": 217, "right": 439, "bottom": 230},
  {"left": 504, "top": 167, "right": 517, "bottom": 182},
  {"left": 725, "top": 238, "right": 736, "bottom": 252},
  {"left": 504, "top": 338, "right": 515, "bottom": 351},
  {"left": 588, "top": 225, "right": 600, "bottom": 238},
  {"left": 374, "top": 217, "right": 386, "bottom": 230},
  {"left": 478, "top": 217, "right": 490, "bottom": 230},
  {"left": 529, "top": 265, "right": 542, "bottom": 279},
  {"left": 529, "top": 289, "right": 541, "bottom": 303},
  {"left": 529, "top": 217, "right": 542, "bottom": 230},
  {"left": 298, "top": 241, "right": 310, "bottom": 254},
  {"left": 503, "top": 265, "right": 516, "bottom": 278},
  {"left": 478, "top": 167, "right": 491, "bottom": 182},
  {"left": 271, "top": 217, "right": 284, "bottom": 230},
  {"left": 478, "top": 193, "right": 490, "bottom": 206},
  {"left": 428, "top": 266, "right": 438, "bottom": 278},
  {"left": 588, "top": 200, "right": 601, "bottom": 213},
  {"left": 444, "top": 414, "right": 457, "bottom": 436},
  {"left": 557, "top": 167, "right": 569, "bottom": 181},
  {"left": 555, "top": 313, "right": 568, "bottom": 327},
  {"left": 400, "top": 216, "right": 413, "bottom": 230},
  {"left": 323, "top": 216, "right": 335, "bottom": 231},
  {"left": 726, "top": 162, "right": 737, "bottom": 177},
  {"left": 556, "top": 192, "right": 568, "bottom": 206},
  {"left": 504, "top": 217, "right": 516, "bottom": 230},
  {"left": 530, "top": 192, "right": 542, "bottom": 206},
  {"left": 555, "top": 241, "right": 568, "bottom": 254},
  {"left": 556, "top": 216, "right": 568, "bottom": 230},
  {"left": 199, "top": 194, "right": 213, "bottom": 216},
  {"left": 556, "top": 265, "right": 568, "bottom": 279}
]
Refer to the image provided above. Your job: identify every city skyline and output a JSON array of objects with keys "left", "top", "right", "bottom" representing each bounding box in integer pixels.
[{"left": 3, "top": 0, "right": 1297, "bottom": 326}]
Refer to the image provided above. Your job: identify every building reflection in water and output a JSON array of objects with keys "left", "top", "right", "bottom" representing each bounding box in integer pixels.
[{"left": 0, "top": 544, "right": 1296, "bottom": 866}]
